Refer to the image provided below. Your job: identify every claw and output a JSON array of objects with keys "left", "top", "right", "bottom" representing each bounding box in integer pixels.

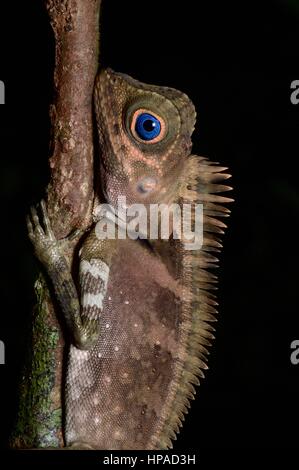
[
  {"left": 40, "top": 199, "right": 47, "bottom": 215},
  {"left": 26, "top": 214, "right": 33, "bottom": 238},
  {"left": 40, "top": 199, "right": 54, "bottom": 238},
  {"left": 67, "top": 228, "right": 83, "bottom": 242},
  {"left": 30, "top": 206, "right": 40, "bottom": 227},
  {"left": 29, "top": 204, "right": 45, "bottom": 239}
]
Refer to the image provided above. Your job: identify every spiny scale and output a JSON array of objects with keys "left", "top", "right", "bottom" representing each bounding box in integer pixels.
[{"left": 154, "top": 155, "right": 232, "bottom": 449}]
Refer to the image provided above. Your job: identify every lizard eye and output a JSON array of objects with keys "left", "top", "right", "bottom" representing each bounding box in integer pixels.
[
  {"left": 130, "top": 109, "right": 166, "bottom": 143},
  {"left": 135, "top": 113, "right": 160, "bottom": 140}
]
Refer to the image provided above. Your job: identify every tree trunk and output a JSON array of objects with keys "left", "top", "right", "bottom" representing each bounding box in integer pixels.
[{"left": 11, "top": 0, "right": 101, "bottom": 448}]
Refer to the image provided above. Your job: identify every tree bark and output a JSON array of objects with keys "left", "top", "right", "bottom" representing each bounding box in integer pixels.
[{"left": 11, "top": 0, "right": 101, "bottom": 448}]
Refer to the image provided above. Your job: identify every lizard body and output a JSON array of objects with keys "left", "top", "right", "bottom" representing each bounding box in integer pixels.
[{"left": 27, "top": 69, "right": 232, "bottom": 449}]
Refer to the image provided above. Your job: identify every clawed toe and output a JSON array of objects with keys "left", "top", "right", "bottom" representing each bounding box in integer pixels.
[
  {"left": 40, "top": 199, "right": 55, "bottom": 239},
  {"left": 26, "top": 199, "right": 56, "bottom": 245},
  {"left": 30, "top": 205, "right": 40, "bottom": 226},
  {"left": 67, "top": 228, "right": 83, "bottom": 242},
  {"left": 26, "top": 214, "right": 34, "bottom": 239}
]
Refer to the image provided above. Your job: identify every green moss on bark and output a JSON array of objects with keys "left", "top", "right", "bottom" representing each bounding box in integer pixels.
[{"left": 10, "top": 275, "right": 63, "bottom": 448}]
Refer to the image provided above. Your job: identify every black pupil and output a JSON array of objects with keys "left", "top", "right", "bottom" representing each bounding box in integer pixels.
[{"left": 143, "top": 119, "right": 155, "bottom": 132}]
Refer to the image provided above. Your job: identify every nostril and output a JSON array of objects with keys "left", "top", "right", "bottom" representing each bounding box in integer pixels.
[{"left": 137, "top": 177, "right": 157, "bottom": 194}]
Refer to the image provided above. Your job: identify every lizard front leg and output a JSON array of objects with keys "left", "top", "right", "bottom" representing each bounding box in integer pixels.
[{"left": 27, "top": 200, "right": 116, "bottom": 350}]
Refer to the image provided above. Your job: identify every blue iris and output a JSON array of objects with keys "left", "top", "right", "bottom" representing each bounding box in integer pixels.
[{"left": 135, "top": 113, "right": 161, "bottom": 141}]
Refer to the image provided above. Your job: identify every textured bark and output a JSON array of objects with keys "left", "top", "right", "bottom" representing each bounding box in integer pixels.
[
  {"left": 11, "top": 0, "right": 101, "bottom": 448},
  {"left": 46, "top": 0, "right": 101, "bottom": 237}
]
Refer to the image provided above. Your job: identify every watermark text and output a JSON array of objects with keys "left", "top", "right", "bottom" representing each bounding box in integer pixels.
[
  {"left": 0, "top": 80, "right": 5, "bottom": 104},
  {"left": 290, "top": 339, "right": 299, "bottom": 365},
  {"left": 94, "top": 196, "right": 203, "bottom": 251},
  {"left": 0, "top": 340, "right": 5, "bottom": 365}
]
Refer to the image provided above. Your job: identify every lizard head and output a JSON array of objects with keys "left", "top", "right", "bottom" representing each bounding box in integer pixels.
[{"left": 94, "top": 68, "right": 196, "bottom": 209}]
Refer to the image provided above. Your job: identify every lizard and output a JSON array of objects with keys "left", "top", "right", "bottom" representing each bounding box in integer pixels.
[{"left": 27, "top": 68, "right": 233, "bottom": 449}]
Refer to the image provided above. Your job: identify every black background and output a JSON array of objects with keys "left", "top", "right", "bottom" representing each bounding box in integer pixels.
[{"left": 0, "top": 0, "right": 299, "bottom": 453}]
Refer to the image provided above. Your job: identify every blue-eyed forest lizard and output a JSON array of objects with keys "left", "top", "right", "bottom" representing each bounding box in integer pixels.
[{"left": 26, "top": 68, "right": 232, "bottom": 449}]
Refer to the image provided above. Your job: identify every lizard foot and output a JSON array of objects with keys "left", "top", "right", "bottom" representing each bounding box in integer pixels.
[{"left": 26, "top": 199, "right": 66, "bottom": 268}]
